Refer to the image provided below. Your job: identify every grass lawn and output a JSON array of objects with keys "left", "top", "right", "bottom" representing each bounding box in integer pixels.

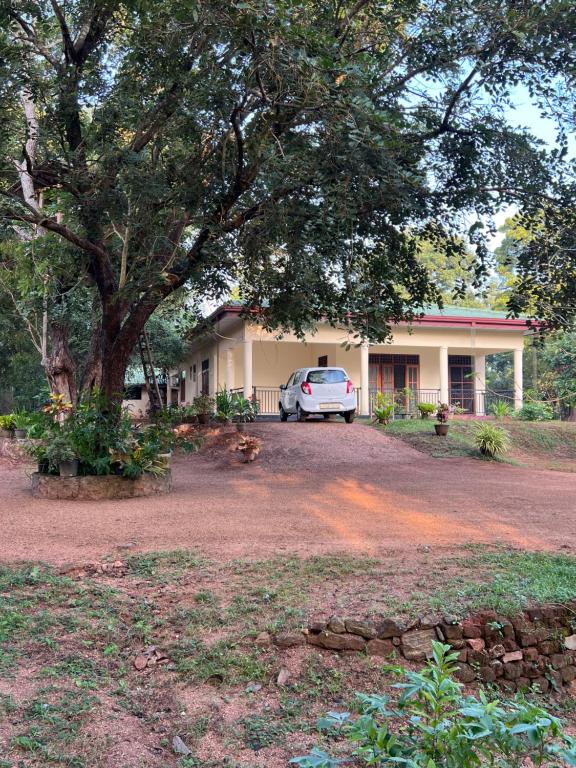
[
  {"left": 2, "top": 546, "right": 576, "bottom": 767},
  {"left": 379, "top": 418, "right": 576, "bottom": 470}
]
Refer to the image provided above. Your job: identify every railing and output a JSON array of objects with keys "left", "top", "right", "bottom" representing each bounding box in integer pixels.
[
  {"left": 252, "top": 386, "right": 281, "bottom": 415},
  {"left": 473, "top": 390, "right": 515, "bottom": 416},
  {"left": 369, "top": 388, "right": 440, "bottom": 416}
]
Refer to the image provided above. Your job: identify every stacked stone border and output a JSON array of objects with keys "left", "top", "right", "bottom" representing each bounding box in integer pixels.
[
  {"left": 31, "top": 471, "right": 172, "bottom": 500},
  {"left": 269, "top": 605, "right": 576, "bottom": 693}
]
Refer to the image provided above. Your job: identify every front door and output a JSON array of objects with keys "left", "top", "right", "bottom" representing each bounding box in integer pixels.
[
  {"left": 201, "top": 358, "right": 210, "bottom": 395},
  {"left": 449, "top": 356, "right": 474, "bottom": 413}
]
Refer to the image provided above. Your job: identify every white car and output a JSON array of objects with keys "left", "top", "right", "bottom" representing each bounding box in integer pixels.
[{"left": 279, "top": 367, "right": 357, "bottom": 423}]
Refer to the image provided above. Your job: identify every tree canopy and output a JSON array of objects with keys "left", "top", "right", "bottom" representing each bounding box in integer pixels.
[{"left": 1, "top": 0, "right": 575, "bottom": 402}]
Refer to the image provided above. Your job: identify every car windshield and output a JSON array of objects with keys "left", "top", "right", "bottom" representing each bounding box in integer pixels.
[{"left": 307, "top": 369, "right": 347, "bottom": 384}]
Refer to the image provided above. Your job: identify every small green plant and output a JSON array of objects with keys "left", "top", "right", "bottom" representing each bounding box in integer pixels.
[
  {"left": 43, "top": 431, "right": 77, "bottom": 469},
  {"left": 516, "top": 401, "right": 555, "bottom": 421},
  {"left": 232, "top": 396, "right": 259, "bottom": 423},
  {"left": 490, "top": 400, "right": 513, "bottom": 419},
  {"left": 292, "top": 642, "right": 576, "bottom": 768},
  {"left": 473, "top": 422, "right": 511, "bottom": 458},
  {"left": 12, "top": 411, "right": 31, "bottom": 430},
  {"left": 215, "top": 389, "right": 235, "bottom": 422},
  {"left": 373, "top": 392, "right": 394, "bottom": 424},
  {"left": 193, "top": 394, "right": 215, "bottom": 415},
  {"left": 417, "top": 402, "right": 436, "bottom": 419},
  {"left": 0, "top": 414, "right": 16, "bottom": 431}
]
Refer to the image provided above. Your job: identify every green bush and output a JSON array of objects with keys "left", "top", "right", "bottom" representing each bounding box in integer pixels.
[
  {"left": 215, "top": 389, "right": 236, "bottom": 422},
  {"left": 0, "top": 414, "right": 16, "bottom": 431},
  {"left": 417, "top": 402, "right": 436, "bottom": 419},
  {"left": 292, "top": 642, "right": 576, "bottom": 768},
  {"left": 516, "top": 401, "right": 555, "bottom": 421},
  {"left": 373, "top": 392, "right": 394, "bottom": 424},
  {"left": 473, "top": 422, "right": 511, "bottom": 458},
  {"left": 490, "top": 400, "right": 513, "bottom": 418}
]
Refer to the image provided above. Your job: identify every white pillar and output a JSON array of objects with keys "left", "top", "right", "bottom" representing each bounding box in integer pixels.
[
  {"left": 211, "top": 349, "right": 218, "bottom": 395},
  {"left": 475, "top": 354, "right": 486, "bottom": 415},
  {"left": 243, "top": 339, "right": 253, "bottom": 400},
  {"left": 439, "top": 346, "right": 449, "bottom": 405},
  {"left": 360, "top": 342, "right": 370, "bottom": 416},
  {"left": 513, "top": 347, "right": 523, "bottom": 411},
  {"left": 225, "top": 349, "right": 234, "bottom": 390}
]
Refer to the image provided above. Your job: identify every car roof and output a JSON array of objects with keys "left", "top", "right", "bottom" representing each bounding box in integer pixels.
[{"left": 296, "top": 367, "right": 347, "bottom": 373}]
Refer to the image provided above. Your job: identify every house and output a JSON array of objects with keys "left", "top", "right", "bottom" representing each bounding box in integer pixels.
[{"left": 174, "top": 303, "right": 531, "bottom": 416}]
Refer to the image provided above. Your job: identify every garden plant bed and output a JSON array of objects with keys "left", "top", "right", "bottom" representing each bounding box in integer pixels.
[{"left": 30, "top": 470, "right": 172, "bottom": 500}]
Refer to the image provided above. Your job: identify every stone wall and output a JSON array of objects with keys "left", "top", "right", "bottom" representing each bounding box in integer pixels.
[
  {"left": 31, "top": 471, "right": 172, "bottom": 500},
  {"left": 271, "top": 606, "right": 576, "bottom": 693}
]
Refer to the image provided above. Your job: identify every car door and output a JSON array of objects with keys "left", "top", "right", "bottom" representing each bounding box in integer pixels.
[
  {"left": 281, "top": 372, "right": 295, "bottom": 411},
  {"left": 286, "top": 370, "right": 301, "bottom": 412}
]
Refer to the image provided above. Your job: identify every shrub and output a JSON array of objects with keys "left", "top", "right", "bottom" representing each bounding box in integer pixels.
[
  {"left": 291, "top": 642, "right": 576, "bottom": 768},
  {"left": 373, "top": 392, "right": 394, "bottom": 424},
  {"left": 516, "top": 401, "right": 555, "bottom": 421},
  {"left": 490, "top": 400, "right": 513, "bottom": 419},
  {"left": 0, "top": 414, "right": 16, "bottom": 431},
  {"left": 193, "top": 394, "right": 215, "bottom": 415},
  {"left": 436, "top": 402, "right": 451, "bottom": 423},
  {"left": 417, "top": 402, "right": 436, "bottom": 419},
  {"left": 232, "top": 396, "right": 259, "bottom": 423},
  {"left": 216, "top": 389, "right": 236, "bottom": 422},
  {"left": 473, "top": 422, "right": 511, "bottom": 458}
]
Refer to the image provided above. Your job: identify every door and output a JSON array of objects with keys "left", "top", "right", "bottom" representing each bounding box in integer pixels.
[
  {"left": 285, "top": 371, "right": 300, "bottom": 412},
  {"left": 201, "top": 358, "right": 210, "bottom": 395},
  {"left": 449, "top": 358, "right": 474, "bottom": 413}
]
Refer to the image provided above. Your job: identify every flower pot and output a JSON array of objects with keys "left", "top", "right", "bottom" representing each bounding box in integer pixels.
[
  {"left": 59, "top": 459, "right": 79, "bottom": 477},
  {"left": 14, "top": 428, "right": 27, "bottom": 439},
  {"left": 236, "top": 423, "right": 247, "bottom": 434},
  {"left": 434, "top": 423, "right": 449, "bottom": 437},
  {"left": 38, "top": 459, "right": 50, "bottom": 474},
  {"left": 243, "top": 449, "right": 257, "bottom": 462},
  {"left": 197, "top": 413, "right": 210, "bottom": 425},
  {"left": 0, "top": 429, "right": 13, "bottom": 439}
]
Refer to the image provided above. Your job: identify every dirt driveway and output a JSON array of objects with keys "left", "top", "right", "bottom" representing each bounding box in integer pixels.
[{"left": 1, "top": 420, "right": 575, "bottom": 565}]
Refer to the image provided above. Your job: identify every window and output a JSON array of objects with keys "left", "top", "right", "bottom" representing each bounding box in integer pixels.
[
  {"left": 317, "top": 355, "right": 328, "bottom": 367},
  {"left": 124, "top": 384, "right": 142, "bottom": 400},
  {"left": 307, "top": 369, "right": 347, "bottom": 384},
  {"left": 201, "top": 358, "right": 210, "bottom": 395},
  {"left": 190, "top": 364, "right": 197, "bottom": 382},
  {"left": 285, "top": 373, "right": 295, "bottom": 388}
]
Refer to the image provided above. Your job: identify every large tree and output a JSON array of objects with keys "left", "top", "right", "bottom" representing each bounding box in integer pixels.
[{"left": 1, "top": 0, "right": 575, "bottom": 405}]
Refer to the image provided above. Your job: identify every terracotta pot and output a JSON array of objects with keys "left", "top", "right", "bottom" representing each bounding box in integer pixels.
[
  {"left": 243, "top": 450, "right": 256, "bottom": 462},
  {"left": 14, "top": 428, "right": 27, "bottom": 439},
  {"left": 197, "top": 413, "right": 210, "bottom": 425},
  {"left": 434, "top": 423, "right": 449, "bottom": 436},
  {"left": 236, "top": 423, "right": 247, "bottom": 433},
  {"left": 59, "top": 459, "right": 79, "bottom": 477}
]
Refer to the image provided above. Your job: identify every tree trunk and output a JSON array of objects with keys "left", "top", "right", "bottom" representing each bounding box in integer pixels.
[
  {"left": 80, "top": 319, "right": 103, "bottom": 395},
  {"left": 45, "top": 322, "right": 78, "bottom": 406},
  {"left": 566, "top": 406, "right": 576, "bottom": 422}
]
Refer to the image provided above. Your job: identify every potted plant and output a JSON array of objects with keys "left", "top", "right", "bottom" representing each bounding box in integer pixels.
[
  {"left": 434, "top": 403, "right": 451, "bottom": 436},
  {"left": 12, "top": 412, "right": 30, "bottom": 439},
  {"left": 193, "top": 394, "right": 215, "bottom": 425},
  {"left": 237, "top": 435, "right": 262, "bottom": 462},
  {"left": 417, "top": 402, "right": 436, "bottom": 420},
  {"left": 0, "top": 414, "right": 16, "bottom": 438},
  {"left": 44, "top": 432, "right": 79, "bottom": 477},
  {"left": 372, "top": 392, "right": 394, "bottom": 425},
  {"left": 232, "top": 396, "right": 259, "bottom": 432}
]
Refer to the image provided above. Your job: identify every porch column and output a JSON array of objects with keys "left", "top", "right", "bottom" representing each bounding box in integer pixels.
[
  {"left": 360, "top": 342, "right": 370, "bottom": 416},
  {"left": 243, "top": 339, "right": 253, "bottom": 400},
  {"left": 211, "top": 349, "right": 219, "bottom": 395},
  {"left": 513, "top": 347, "right": 523, "bottom": 411},
  {"left": 225, "top": 349, "right": 234, "bottom": 390},
  {"left": 439, "top": 346, "right": 449, "bottom": 404},
  {"left": 475, "top": 354, "right": 486, "bottom": 415}
]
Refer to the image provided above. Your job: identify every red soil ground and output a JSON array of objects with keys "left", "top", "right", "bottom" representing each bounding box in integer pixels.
[{"left": 1, "top": 421, "right": 575, "bottom": 566}]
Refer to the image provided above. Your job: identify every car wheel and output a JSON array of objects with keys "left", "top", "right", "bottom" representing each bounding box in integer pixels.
[
  {"left": 344, "top": 410, "right": 355, "bottom": 423},
  {"left": 296, "top": 404, "right": 307, "bottom": 422},
  {"left": 279, "top": 405, "right": 288, "bottom": 422}
]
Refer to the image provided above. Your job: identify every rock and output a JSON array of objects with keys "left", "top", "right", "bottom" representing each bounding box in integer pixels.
[
  {"left": 376, "top": 617, "right": 407, "bottom": 639},
  {"left": 462, "top": 621, "right": 482, "bottom": 639},
  {"left": 133, "top": 654, "right": 148, "bottom": 670},
  {"left": 402, "top": 629, "right": 436, "bottom": 661},
  {"left": 172, "top": 736, "right": 191, "bottom": 756},
  {"left": 467, "top": 649, "right": 489, "bottom": 665},
  {"left": 366, "top": 638, "right": 394, "bottom": 657},
  {"left": 561, "top": 666, "right": 576, "bottom": 683},
  {"left": 551, "top": 653, "right": 570, "bottom": 669},
  {"left": 306, "top": 631, "right": 365, "bottom": 651},
  {"left": 454, "top": 663, "right": 476, "bottom": 683},
  {"left": 499, "top": 679, "right": 516, "bottom": 693},
  {"left": 504, "top": 662, "right": 522, "bottom": 680},
  {"left": 466, "top": 638, "right": 485, "bottom": 652},
  {"left": 502, "top": 650, "right": 523, "bottom": 664},
  {"left": 489, "top": 644, "right": 505, "bottom": 659},
  {"left": 328, "top": 616, "right": 346, "bottom": 633},
  {"left": 276, "top": 667, "right": 291, "bottom": 686},
  {"left": 491, "top": 660, "right": 504, "bottom": 678},
  {"left": 523, "top": 647, "right": 539, "bottom": 662},
  {"left": 275, "top": 632, "right": 305, "bottom": 648},
  {"left": 245, "top": 682, "right": 262, "bottom": 693},
  {"left": 345, "top": 619, "right": 377, "bottom": 639},
  {"left": 418, "top": 613, "right": 442, "bottom": 629},
  {"left": 539, "top": 640, "right": 560, "bottom": 655},
  {"left": 533, "top": 676, "right": 550, "bottom": 693},
  {"left": 516, "top": 677, "right": 530, "bottom": 691},
  {"left": 565, "top": 634, "right": 576, "bottom": 651},
  {"left": 479, "top": 666, "right": 496, "bottom": 683},
  {"left": 254, "top": 632, "right": 272, "bottom": 647},
  {"left": 442, "top": 623, "right": 463, "bottom": 641},
  {"left": 308, "top": 619, "right": 327, "bottom": 633}
]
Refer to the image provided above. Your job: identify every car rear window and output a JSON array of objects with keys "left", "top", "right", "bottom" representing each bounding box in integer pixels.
[{"left": 307, "top": 369, "right": 347, "bottom": 384}]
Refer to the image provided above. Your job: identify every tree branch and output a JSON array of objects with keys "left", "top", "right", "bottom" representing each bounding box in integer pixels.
[{"left": 50, "top": 0, "right": 76, "bottom": 64}]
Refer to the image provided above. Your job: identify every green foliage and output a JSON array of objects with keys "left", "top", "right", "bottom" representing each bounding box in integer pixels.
[
  {"left": 373, "top": 392, "right": 394, "bottom": 424},
  {"left": 293, "top": 643, "right": 576, "bottom": 768},
  {"left": 11, "top": 411, "right": 31, "bottom": 430},
  {"left": 215, "top": 390, "right": 235, "bottom": 422},
  {"left": 491, "top": 400, "right": 513, "bottom": 418},
  {"left": 473, "top": 422, "right": 511, "bottom": 458},
  {"left": 231, "top": 396, "right": 259, "bottom": 424},
  {"left": 417, "top": 402, "right": 436, "bottom": 419},
  {"left": 43, "top": 432, "right": 77, "bottom": 468},
  {"left": 0, "top": 414, "right": 15, "bottom": 431},
  {"left": 436, "top": 403, "right": 451, "bottom": 423},
  {"left": 192, "top": 394, "right": 215, "bottom": 416},
  {"left": 516, "top": 401, "right": 555, "bottom": 421}
]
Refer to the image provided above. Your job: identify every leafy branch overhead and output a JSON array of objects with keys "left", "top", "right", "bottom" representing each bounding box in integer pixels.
[{"left": 0, "top": 0, "right": 575, "bottom": 399}]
